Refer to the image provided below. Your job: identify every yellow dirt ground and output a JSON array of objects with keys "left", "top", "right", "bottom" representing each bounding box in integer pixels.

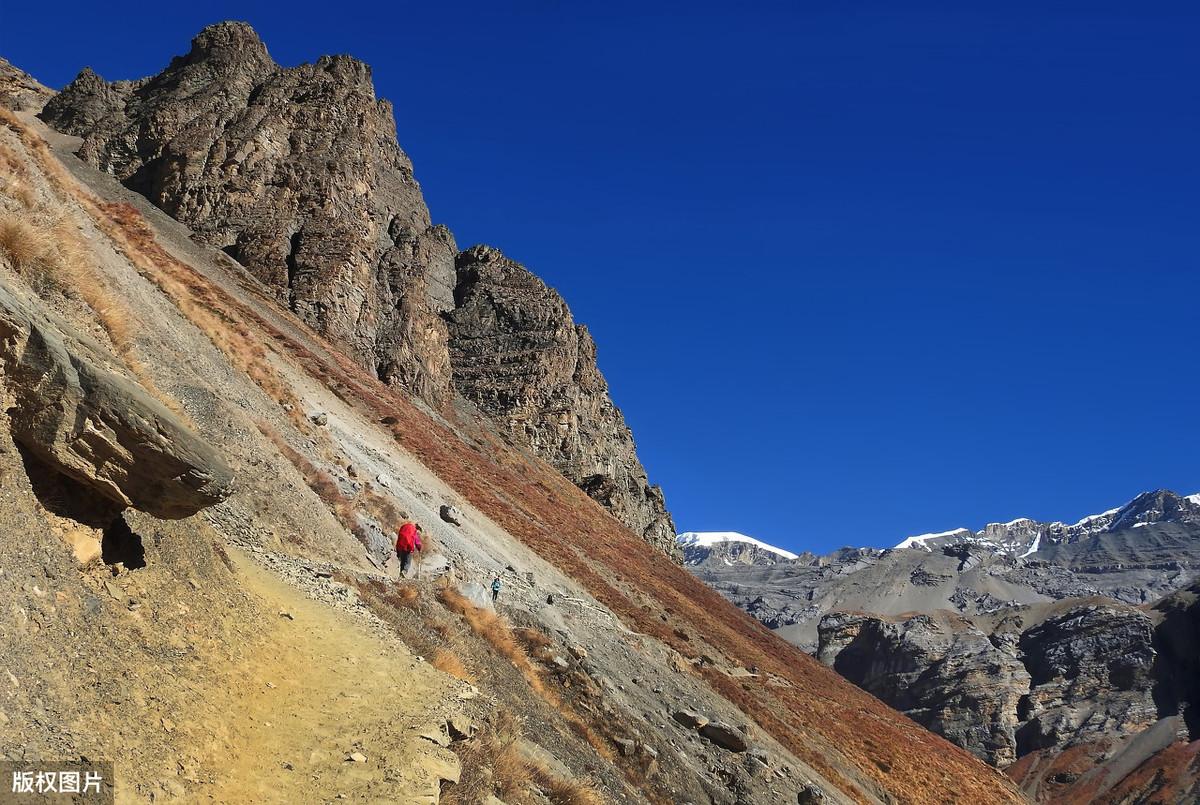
[{"left": 156, "top": 549, "right": 462, "bottom": 804}]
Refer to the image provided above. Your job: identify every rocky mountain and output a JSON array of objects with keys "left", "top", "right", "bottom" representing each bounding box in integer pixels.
[
  {"left": 685, "top": 489, "right": 1200, "bottom": 649},
  {"left": 0, "top": 35, "right": 1029, "bottom": 803},
  {"left": 683, "top": 492, "right": 1200, "bottom": 801},
  {"left": 37, "top": 21, "right": 674, "bottom": 555}
]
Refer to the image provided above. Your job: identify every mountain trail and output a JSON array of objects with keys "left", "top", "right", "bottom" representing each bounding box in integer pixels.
[{"left": 167, "top": 548, "right": 464, "bottom": 805}]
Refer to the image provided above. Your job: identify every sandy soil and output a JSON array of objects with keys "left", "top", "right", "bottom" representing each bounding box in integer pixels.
[{"left": 172, "top": 548, "right": 463, "bottom": 805}]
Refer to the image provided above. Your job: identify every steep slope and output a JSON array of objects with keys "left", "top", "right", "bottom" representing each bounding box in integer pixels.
[
  {"left": 36, "top": 21, "right": 675, "bottom": 555},
  {"left": 0, "top": 100, "right": 1024, "bottom": 803}
]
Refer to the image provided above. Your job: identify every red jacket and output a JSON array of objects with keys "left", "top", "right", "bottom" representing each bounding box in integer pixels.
[{"left": 396, "top": 523, "right": 422, "bottom": 553}]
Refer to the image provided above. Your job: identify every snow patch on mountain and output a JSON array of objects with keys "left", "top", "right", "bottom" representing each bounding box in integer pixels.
[
  {"left": 894, "top": 528, "right": 971, "bottom": 551},
  {"left": 676, "top": 532, "right": 799, "bottom": 560}
]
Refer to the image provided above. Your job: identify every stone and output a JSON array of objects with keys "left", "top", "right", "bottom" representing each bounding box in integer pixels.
[
  {"left": 419, "top": 726, "right": 450, "bottom": 748},
  {"left": 568, "top": 644, "right": 587, "bottom": 660},
  {"left": 310, "top": 413, "right": 328, "bottom": 426},
  {"left": 439, "top": 505, "right": 462, "bottom": 525},
  {"left": 797, "top": 782, "right": 825, "bottom": 804},
  {"left": 0, "top": 285, "right": 234, "bottom": 519},
  {"left": 613, "top": 738, "right": 636, "bottom": 757},
  {"left": 346, "top": 752, "right": 366, "bottom": 763},
  {"left": 375, "top": 474, "right": 393, "bottom": 489},
  {"left": 65, "top": 530, "right": 102, "bottom": 566},
  {"left": 673, "top": 710, "right": 709, "bottom": 730},
  {"left": 446, "top": 714, "right": 475, "bottom": 741},
  {"left": 699, "top": 721, "right": 748, "bottom": 752}
]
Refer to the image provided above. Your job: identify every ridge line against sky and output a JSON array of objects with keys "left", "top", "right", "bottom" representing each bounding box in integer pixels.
[{"left": 5, "top": 1, "right": 1197, "bottom": 554}]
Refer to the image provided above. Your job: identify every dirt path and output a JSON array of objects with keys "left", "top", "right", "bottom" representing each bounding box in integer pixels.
[{"left": 163, "top": 549, "right": 464, "bottom": 804}]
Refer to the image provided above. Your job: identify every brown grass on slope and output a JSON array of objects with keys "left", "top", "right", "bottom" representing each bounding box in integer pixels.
[{"left": 441, "top": 710, "right": 605, "bottom": 805}]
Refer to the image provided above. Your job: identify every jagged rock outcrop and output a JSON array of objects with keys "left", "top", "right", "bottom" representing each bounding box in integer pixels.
[
  {"left": 1152, "top": 582, "right": 1200, "bottom": 737},
  {"left": 817, "top": 611, "right": 1030, "bottom": 766},
  {"left": 447, "top": 245, "right": 676, "bottom": 555},
  {"left": 39, "top": 21, "right": 457, "bottom": 405},
  {"left": 1016, "top": 605, "right": 1158, "bottom": 755},
  {"left": 0, "top": 283, "right": 233, "bottom": 517},
  {"left": 38, "top": 22, "right": 680, "bottom": 556},
  {"left": 0, "top": 58, "right": 53, "bottom": 111}
]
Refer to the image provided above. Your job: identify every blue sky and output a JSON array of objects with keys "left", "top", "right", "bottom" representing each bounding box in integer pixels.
[{"left": 6, "top": 2, "right": 1198, "bottom": 553}]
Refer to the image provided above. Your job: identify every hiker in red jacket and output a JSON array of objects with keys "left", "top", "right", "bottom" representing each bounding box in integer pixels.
[{"left": 395, "top": 522, "right": 423, "bottom": 578}]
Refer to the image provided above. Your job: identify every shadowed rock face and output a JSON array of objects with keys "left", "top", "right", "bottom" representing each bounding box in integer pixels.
[
  {"left": 38, "top": 22, "right": 679, "bottom": 556},
  {"left": 818, "top": 611, "right": 1030, "bottom": 766},
  {"left": 0, "top": 284, "right": 233, "bottom": 518},
  {"left": 447, "top": 246, "right": 677, "bottom": 556},
  {"left": 40, "top": 21, "right": 457, "bottom": 406}
]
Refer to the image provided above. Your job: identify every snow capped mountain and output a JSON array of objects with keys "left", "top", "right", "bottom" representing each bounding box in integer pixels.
[
  {"left": 892, "top": 490, "right": 1200, "bottom": 556},
  {"left": 677, "top": 531, "right": 801, "bottom": 566}
]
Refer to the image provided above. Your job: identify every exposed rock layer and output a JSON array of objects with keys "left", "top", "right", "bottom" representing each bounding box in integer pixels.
[{"left": 0, "top": 284, "right": 233, "bottom": 518}]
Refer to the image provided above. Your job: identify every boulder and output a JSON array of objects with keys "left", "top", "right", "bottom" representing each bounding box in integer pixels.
[
  {"left": 673, "top": 710, "right": 709, "bottom": 730},
  {"left": 0, "top": 284, "right": 234, "bottom": 518},
  {"left": 700, "top": 721, "right": 748, "bottom": 752},
  {"left": 439, "top": 504, "right": 462, "bottom": 525},
  {"left": 797, "top": 782, "right": 825, "bottom": 803},
  {"left": 446, "top": 714, "right": 475, "bottom": 741}
]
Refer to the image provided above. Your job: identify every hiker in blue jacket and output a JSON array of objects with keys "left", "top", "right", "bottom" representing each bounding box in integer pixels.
[{"left": 491, "top": 575, "right": 501, "bottom": 603}]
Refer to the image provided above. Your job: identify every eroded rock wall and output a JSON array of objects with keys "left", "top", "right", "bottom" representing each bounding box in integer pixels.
[{"left": 447, "top": 246, "right": 677, "bottom": 556}]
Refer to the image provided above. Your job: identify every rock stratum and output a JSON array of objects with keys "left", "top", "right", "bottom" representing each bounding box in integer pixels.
[
  {"left": 38, "top": 20, "right": 675, "bottom": 554},
  {"left": 685, "top": 492, "right": 1200, "bottom": 801}
]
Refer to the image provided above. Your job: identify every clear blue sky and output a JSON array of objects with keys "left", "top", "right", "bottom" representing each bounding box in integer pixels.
[{"left": 6, "top": 2, "right": 1198, "bottom": 553}]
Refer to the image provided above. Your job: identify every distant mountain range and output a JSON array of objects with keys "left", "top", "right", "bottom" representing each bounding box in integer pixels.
[{"left": 679, "top": 489, "right": 1200, "bottom": 801}]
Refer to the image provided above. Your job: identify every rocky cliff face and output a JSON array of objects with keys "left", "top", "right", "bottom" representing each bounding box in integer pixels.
[
  {"left": 818, "top": 611, "right": 1029, "bottom": 766},
  {"left": 816, "top": 601, "right": 1169, "bottom": 777},
  {"left": 38, "top": 22, "right": 676, "bottom": 556},
  {"left": 40, "top": 22, "right": 458, "bottom": 406},
  {"left": 447, "top": 245, "right": 676, "bottom": 555}
]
